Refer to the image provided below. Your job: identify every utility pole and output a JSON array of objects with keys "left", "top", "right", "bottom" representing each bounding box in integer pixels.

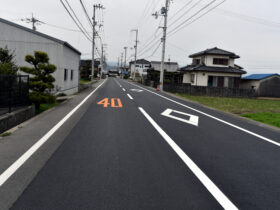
[
  {"left": 21, "top": 14, "right": 44, "bottom": 31},
  {"left": 92, "top": 4, "right": 104, "bottom": 80},
  {"left": 117, "top": 57, "right": 120, "bottom": 70},
  {"left": 153, "top": 0, "right": 170, "bottom": 91},
  {"left": 131, "top": 29, "right": 139, "bottom": 80},
  {"left": 124, "top": 47, "right": 128, "bottom": 68},
  {"left": 101, "top": 45, "right": 104, "bottom": 79}
]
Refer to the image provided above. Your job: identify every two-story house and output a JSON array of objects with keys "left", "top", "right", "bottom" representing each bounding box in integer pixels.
[
  {"left": 129, "top": 59, "right": 151, "bottom": 76},
  {"left": 180, "top": 47, "right": 246, "bottom": 88}
]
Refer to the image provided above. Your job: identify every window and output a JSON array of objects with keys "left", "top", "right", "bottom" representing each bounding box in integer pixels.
[
  {"left": 71, "top": 70, "right": 74, "bottom": 80},
  {"left": 64, "top": 69, "right": 68, "bottom": 81},
  {"left": 191, "top": 74, "right": 195, "bottom": 83},
  {"left": 193, "top": 59, "right": 200, "bottom": 65},
  {"left": 213, "top": 58, "right": 229, "bottom": 65},
  {"left": 208, "top": 76, "right": 218, "bottom": 87}
]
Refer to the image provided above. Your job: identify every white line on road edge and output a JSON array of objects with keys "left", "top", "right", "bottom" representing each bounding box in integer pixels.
[
  {"left": 0, "top": 80, "right": 107, "bottom": 187},
  {"left": 138, "top": 107, "right": 238, "bottom": 210},
  {"left": 127, "top": 94, "right": 133, "bottom": 100},
  {"left": 122, "top": 88, "right": 126, "bottom": 92},
  {"left": 114, "top": 78, "right": 121, "bottom": 87},
  {"left": 128, "top": 82, "right": 280, "bottom": 147}
]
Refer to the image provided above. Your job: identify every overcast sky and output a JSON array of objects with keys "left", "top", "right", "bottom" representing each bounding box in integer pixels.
[{"left": 1, "top": 0, "right": 280, "bottom": 74}]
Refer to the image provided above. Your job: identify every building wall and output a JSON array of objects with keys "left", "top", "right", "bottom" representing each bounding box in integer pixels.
[
  {"left": 204, "top": 55, "right": 235, "bottom": 67},
  {"left": 61, "top": 46, "right": 80, "bottom": 95},
  {"left": 0, "top": 21, "right": 80, "bottom": 95},
  {"left": 151, "top": 62, "right": 178, "bottom": 72},
  {"left": 241, "top": 76, "right": 280, "bottom": 97},
  {"left": 240, "top": 80, "right": 260, "bottom": 90},
  {"left": 183, "top": 71, "right": 241, "bottom": 86},
  {"left": 130, "top": 63, "right": 150, "bottom": 76}
]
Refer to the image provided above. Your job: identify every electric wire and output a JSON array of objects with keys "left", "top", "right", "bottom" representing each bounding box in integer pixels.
[
  {"left": 60, "top": 0, "right": 92, "bottom": 41},
  {"left": 168, "top": 0, "right": 226, "bottom": 37},
  {"left": 64, "top": 0, "right": 92, "bottom": 38},
  {"left": 168, "top": 0, "right": 219, "bottom": 35},
  {"left": 80, "top": 0, "right": 93, "bottom": 27}
]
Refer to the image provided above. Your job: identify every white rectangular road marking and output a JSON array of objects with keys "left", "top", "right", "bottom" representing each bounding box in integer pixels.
[
  {"left": 127, "top": 94, "right": 133, "bottom": 100},
  {"left": 138, "top": 107, "right": 238, "bottom": 210},
  {"left": 127, "top": 81, "right": 280, "bottom": 147},
  {"left": 122, "top": 88, "right": 126, "bottom": 92},
  {"left": 0, "top": 80, "right": 107, "bottom": 187},
  {"left": 161, "top": 109, "right": 199, "bottom": 126}
]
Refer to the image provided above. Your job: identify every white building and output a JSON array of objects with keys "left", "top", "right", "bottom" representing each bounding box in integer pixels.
[
  {"left": 0, "top": 18, "right": 81, "bottom": 95},
  {"left": 150, "top": 61, "right": 179, "bottom": 72},
  {"left": 181, "top": 47, "right": 246, "bottom": 88},
  {"left": 129, "top": 59, "right": 151, "bottom": 76}
]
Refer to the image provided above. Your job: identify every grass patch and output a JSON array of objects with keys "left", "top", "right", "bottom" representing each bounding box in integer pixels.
[
  {"left": 176, "top": 93, "right": 280, "bottom": 128},
  {"left": 80, "top": 79, "right": 91, "bottom": 84},
  {"left": 1, "top": 132, "right": 11, "bottom": 137},
  {"left": 176, "top": 94, "right": 280, "bottom": 114},
  {"left": 241, "top": 113, "right": 280, "bottom": 128},
  {"left": 36, "top": 102, "right": 59, "bottom": 115}
]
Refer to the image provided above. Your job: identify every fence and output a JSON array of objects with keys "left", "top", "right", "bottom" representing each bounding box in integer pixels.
[
  {"left": 163, "top": 83, "right": 256, "bottom": 98},
  {"left": 0, "top": 75, "right": 30, "bottom": 115},
  {"left": 143, "top": 79, "right": 256, "bottom": 98}
]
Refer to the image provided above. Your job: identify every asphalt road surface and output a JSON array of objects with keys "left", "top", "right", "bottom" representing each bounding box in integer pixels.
[{"left": 9, "top": 78, "right": 280, "bottom": 209}]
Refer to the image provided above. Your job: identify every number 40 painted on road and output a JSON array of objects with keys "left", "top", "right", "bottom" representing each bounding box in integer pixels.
[{"left": 97, "top": 98, "right": 123, "bottom": 108}]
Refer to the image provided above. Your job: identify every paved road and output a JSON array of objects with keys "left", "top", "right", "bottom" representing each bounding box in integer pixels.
[{"left": 9, "top": 78, "right": 280, "bottom": 209}]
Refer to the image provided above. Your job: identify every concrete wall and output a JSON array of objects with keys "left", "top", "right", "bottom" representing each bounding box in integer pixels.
[
  {"left": 0, "top": 106, "right": 35, "bottom": 134},
  {"left": 0, "top": 21, "right": 80, "bottom": 95},
  {"left": 183, "top": 72, "right": 241, "bottom": 86}
]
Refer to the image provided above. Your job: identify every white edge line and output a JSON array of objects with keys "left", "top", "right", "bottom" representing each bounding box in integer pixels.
[
  {"left": 126, "top": 81, "right": 280, "bottom": 147},
  {"left": 127, "top": 94, "right": 133, "bottom": 100},
  {"left": 138, "top": 107, "right": 238, "bottom": 210},
  {"left": 0, "top": 79, "right": 107, "bottom": 187}
]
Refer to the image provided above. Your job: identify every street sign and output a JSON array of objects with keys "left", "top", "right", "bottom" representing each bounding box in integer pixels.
[{"left": 161, "top": 109, "right": 199, "bottom": 126}]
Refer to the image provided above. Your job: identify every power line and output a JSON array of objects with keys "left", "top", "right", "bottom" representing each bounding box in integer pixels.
[
  {"left": 64, "top": 0, "right": 91, "bottom": 38},
  {"left": 169, "top": 0, "right": 194, "bottom": 22},
  {"left": 217, "top": 9, "right": 280, "bottom": 29},
  {"left": 60, "top": 0, "right": 92, "bottom": 42},
  {"left": 168, "top": 0, "right": 204, "bottom": 28},
  {"left": 80, "top": 0, "right": 93, "bottom": 27},
  {"left": 168, "top": 0, "right": 221, "bottom": 36},
  {"left": 145, "top": 41, "right": 161, "bottom": 59}
]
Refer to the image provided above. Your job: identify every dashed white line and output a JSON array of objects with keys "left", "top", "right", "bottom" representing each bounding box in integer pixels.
[
  {"left": 0, "top": 80, "right": 107, "bottom": 187},
  {"left": 122, "top": 88, "right": 126, "bottom": 92},
  {"left": 127, "top": 81, "right": 280, "bottom": 147},
  {"left": 138, "top": 107, "right": 238, "bottom": 210},
  {"left": 127, "top": 94, "right": 133, "bottom": 100}
]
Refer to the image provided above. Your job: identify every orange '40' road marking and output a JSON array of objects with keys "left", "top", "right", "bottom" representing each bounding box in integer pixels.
[{"left": 97, "top": 98, "right": 123, "bottom": 108}]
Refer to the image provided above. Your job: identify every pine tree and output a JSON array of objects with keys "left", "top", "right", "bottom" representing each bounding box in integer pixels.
[
  {"left": 0, "top": 46, "right": 18, "bottom": 75},
  {"left": 20, "top": 51, "right": 56, "bottom": 110}
]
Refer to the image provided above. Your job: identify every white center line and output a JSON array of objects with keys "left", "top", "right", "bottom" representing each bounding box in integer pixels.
[
  {"left": 138, "top": 107, "right": 238, "bottom": 210},
  {"left": 0, "top": 80, "right": 107, "bottom": 187},
  {"left": 126, "top": 81, "right": 280, "bottom": 147},
  {"left": 127, "top": 94, "right": 133, "bottom": 100},
  {"left": 122, "top": 88, "right": 126, "bottom": 92}
]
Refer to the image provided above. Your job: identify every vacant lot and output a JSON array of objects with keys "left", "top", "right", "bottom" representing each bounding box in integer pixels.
[{"left": 176, "top": 94, "right": 280, "bottom": 128}]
